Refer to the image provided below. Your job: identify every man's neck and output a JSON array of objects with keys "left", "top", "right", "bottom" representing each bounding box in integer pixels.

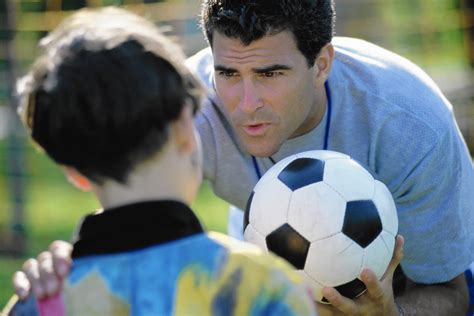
[{"left": 289, "top": 84, "right": 328, "bottom": 139}]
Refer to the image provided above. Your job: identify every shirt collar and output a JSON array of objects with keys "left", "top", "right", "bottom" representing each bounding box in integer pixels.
[{"left": 71, "top": 200, "right": 204, "bottom": 258}]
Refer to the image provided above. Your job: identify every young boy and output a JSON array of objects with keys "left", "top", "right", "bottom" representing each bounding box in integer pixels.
[{"left": 7, "top": 7, "right": 317, "bottom": 316}]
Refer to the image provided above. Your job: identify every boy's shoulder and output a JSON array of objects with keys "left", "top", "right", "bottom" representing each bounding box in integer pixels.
[
  {"left": 8, "top": 232, "right": 317, "bottom": 315},
  {"left": 207, "top": 231, "right": 299, "bottom": 275},
  {"left": 176, "top": 231, "right": 317, "bottom": 315}
]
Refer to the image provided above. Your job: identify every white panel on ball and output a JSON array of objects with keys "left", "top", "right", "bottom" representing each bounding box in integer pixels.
[
  {"left": 373, "top": 180, "right": 399, "bottom": 236},
  {"left": 249, "top": 180, "right": 292, "bottom": 236},
  {"left": 323, "top": 158, "right": 375, "bottom": 201},
  {"left": 306, "top": 233, "right": 364, "bottom": 287},
  {"left": 380, "top": 230, "right": 396, "bottom": 262},
  {"left": 288, "top": 182, "right": 347, "bottom": 242},
  {"left": 297, "top": 150, "right": 350, "bottom": 161},
  {"left": 363, "top": 234, "right": 392, "bottom": 279},
  {"left": 243, "top": 224, "right": 268, "bottom": 251}
]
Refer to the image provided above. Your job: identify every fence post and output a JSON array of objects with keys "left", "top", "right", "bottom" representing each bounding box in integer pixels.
[{"left": 2, "top": 0, "right": 26, "bottom": 256}]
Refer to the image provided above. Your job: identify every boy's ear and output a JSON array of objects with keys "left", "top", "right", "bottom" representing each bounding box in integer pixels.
[
  {"left": 173, "top": 104, "right": 196, "bottom": 155},
  {"left": 313, "top": 43, "right": 334, "bottom": 88},
  {"left": 63, "top": 167, "right": 92, "bottom": 191}
]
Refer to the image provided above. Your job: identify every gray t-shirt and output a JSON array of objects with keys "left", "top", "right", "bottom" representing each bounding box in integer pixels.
[{"left": 186, "top": 37, "right": 474, "bottom": 284}]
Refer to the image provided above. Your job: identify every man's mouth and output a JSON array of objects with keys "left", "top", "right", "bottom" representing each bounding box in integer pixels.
[{"left": 242, "top": 123, "right": 271, "bottom": 136}]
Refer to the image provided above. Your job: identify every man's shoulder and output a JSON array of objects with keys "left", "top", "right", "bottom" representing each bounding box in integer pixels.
[
  {"left": 186, "top": 46, "right": 214, "bottom": 89},
  {"left": 330, "top": 37, "right": 453, "bottom": 128},
  {"left": 332, "top": 36, "right": 402, "bottom": 61},
  {"left": 332, "top": 36, "right": 374, "bottom": 49},
  {"left": 332, "top": 36, "right": 431, "bottom": 78}
]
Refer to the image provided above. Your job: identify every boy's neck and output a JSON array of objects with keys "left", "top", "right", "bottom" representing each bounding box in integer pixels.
[
  {"left": 95, "top": 180, "right": 188, "bottom": 211},
  {"left": 93, "top": 148, "right": 195, "bottom": 210}
]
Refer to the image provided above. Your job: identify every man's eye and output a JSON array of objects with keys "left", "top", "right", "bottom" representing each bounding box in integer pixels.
[
  {"left": 218, "top": 71, "right": 236, "bottom": 78},
  {"left": 261, "top": 72, "right": 281, "bottom": 78}
]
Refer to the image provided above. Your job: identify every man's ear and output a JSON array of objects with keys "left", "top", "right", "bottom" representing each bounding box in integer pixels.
[
  {"left": 172, "top": 104, "right": 196, "bottom": 155},
  {"left": 313, "top": 43, "right": 335, "bottom": 88},
  {"left": 63, "top": 167, "right": 92, "bottom": 191}
]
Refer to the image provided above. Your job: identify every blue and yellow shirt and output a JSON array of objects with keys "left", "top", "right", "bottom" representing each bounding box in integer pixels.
[{"left": 10, "top": 201, "right": 316, "bottom": 316}]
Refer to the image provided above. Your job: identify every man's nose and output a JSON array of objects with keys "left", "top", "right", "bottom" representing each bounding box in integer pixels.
[{"left": 239, "top": 79, "right": 263, "bottom": 113}]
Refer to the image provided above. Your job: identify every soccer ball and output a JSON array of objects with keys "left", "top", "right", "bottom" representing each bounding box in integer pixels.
[{"left": 243, "top": 150, "right": 398, "bottom": 303}]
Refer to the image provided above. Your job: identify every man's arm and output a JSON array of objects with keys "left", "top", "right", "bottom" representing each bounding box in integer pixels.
[
  {"left": 318, "top": 236, "right": 470, "bottom": 316},
  {"left": 396, "top": 273, "right": 469, "bottom": 316}
]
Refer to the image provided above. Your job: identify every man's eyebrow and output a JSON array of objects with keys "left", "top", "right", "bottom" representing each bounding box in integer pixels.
[
  {"left": 214, "top": 65, "right": 237, "bottom": 72},
  {"left": 214, "top": 64, "right": 292, "bottom": 73},
  {"left": 254, "top": 64, "right": 292, "bottom": 73}
]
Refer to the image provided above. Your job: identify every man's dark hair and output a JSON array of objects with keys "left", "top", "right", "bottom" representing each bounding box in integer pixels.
[
  {"left": 18, "top": 8, "right": 203, "bottom": 184},
  {"left": 201, "top": 0, "right": 335, "bottom": 66}
]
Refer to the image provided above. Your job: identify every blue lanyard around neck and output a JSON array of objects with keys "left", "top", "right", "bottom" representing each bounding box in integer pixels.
[{"left": 252, "top": 81, "right": 332, "bottom": 180}]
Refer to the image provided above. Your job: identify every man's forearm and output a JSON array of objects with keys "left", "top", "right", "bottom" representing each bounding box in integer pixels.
[{"left": 395, "top": 273, "right": 469, "bottom": 315}]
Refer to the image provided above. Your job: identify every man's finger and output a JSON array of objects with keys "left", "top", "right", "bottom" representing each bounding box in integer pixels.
[
  {"left": 38, "top": 251, "right": 60, "bottom": 296},
  {"left": 12, "top": 271, "right": 31, "bottom": 300},
  {"left": 383, "top": 235, "right": 404, "bottom": 279},
  {"left": 22, "top": 258, "right": 45, "bottom": 299},
  {"left": 360, "top": 268, "right": 384, "bottom": 300},
  {"left": 321, "top": 287, "right": 358, "bottom": 314},
  {"left": 49, "top": 240, "right": 72, "bottom": 278}
]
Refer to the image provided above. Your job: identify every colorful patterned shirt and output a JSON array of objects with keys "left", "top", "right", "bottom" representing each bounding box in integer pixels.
[{"left": 8, "top": 201, "right": 317, "bottom": 316}]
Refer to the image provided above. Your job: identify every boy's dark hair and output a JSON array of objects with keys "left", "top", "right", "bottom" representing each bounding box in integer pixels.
[
  {"left": 17, "top": 8, "right": 204, "bottom": 184},
  {"left": 201, "top": 0, "right": 335, "bottom": 66}
]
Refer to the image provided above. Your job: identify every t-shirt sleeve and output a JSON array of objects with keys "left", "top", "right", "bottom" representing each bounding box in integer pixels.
[{"left": 381, "top": 115, "right": 474, "bottom": 283}]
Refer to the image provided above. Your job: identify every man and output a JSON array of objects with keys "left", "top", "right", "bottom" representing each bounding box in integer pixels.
[
  {"left": 188, "top": 1, "right": 473, "bottom": 314},
  {"left": 14, "top": 1, "right": 473, "bottom": 315},
  {"left": 7, "top": 7, "right": 318, "bottom": 315}
]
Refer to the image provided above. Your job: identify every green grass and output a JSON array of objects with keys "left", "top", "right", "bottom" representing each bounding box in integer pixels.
[
  {"left": 0, "top": 258, "right": 26, "bottom": 308},
  {"left": 0, "top": 139, "right": 229, "bottom": 308}
]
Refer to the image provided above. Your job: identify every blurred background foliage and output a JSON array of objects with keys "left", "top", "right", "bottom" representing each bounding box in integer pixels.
[{"left": 0, "top": 0, "right": 473, "bottom": 306}]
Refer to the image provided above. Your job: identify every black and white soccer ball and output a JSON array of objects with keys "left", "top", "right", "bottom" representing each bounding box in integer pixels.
[{"left": 243, "top": 150, "right": 398, "bottom": 303}]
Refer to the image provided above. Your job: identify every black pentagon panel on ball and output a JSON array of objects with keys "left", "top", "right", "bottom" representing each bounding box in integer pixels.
[
  {"left": 342, "top": 200, "right": 382, "bottom": 248},
  {"left": 243, "top": 191, "right": 254, "bottom": 230},
  {"left": 322, "top": 278, "right": 367, "bottom": 302},
  {"left": 277, "top": 158, "right": 325, "bottom": 191},
  {"left": 266, "top": 224, "right": 310, "bottom": 269}
]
